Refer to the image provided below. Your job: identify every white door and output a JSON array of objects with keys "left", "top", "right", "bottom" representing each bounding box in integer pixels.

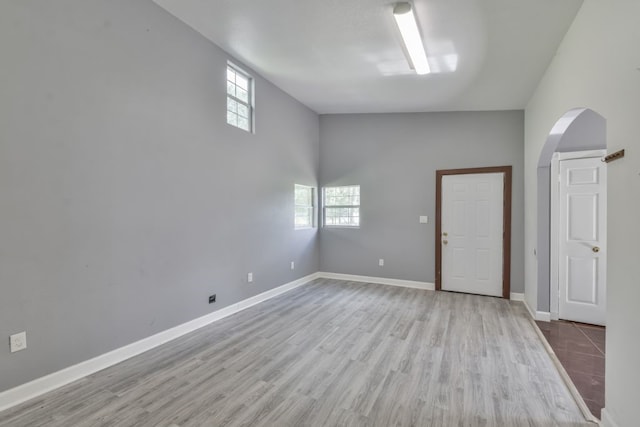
[
  {"left": 441, "top": 173, "right": 504, "bottom": 297},
  {"left": 559, "top": 157, "right": 607, "bottom": 325}
]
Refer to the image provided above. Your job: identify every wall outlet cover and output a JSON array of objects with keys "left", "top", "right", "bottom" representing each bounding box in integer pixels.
[
  {"left": 10, "top": 331, "right": 27, "bottom": 353},
  {"left": 248, "top": 272, "right": 253, "bottom": 283}
]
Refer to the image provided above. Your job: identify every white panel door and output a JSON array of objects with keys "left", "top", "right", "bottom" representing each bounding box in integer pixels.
[
  {"left": 559, "top": 157, "right": 607, "bottom": 325},
  {"left": 442, "top": 173, "right": 504, "bottom": 297}
]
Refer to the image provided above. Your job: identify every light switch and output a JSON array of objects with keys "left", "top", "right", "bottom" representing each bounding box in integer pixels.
[{"left": 419, "top": 216, "right": 428, "bottom": 224}]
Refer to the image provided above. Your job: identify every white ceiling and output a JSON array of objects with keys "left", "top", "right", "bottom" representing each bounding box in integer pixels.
[{"left": 153, "top": 0, "right": 583, "bottom": 114}]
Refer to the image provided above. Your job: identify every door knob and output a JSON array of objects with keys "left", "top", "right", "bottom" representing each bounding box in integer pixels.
[
  {"left": 443, "top": 232, "right": 448, "bottom": 237},
  {"left": 443, "top": 240, "right": 448, "bottom": 245},
  {"left": 592, "top": 246, "right": 600, "bottom": 253}
]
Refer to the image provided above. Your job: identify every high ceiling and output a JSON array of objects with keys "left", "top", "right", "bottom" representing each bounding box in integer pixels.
[{"left": 153, "top": 0, "right": 583, "bottom": 114}]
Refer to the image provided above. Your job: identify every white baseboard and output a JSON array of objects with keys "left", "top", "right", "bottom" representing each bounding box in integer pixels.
[
  {"left": 0, "top": 272, "right": 320, "bottom": 413},
  {"left": 600, "top": 408, "right": 620, "bottom": 427},
  {"left": 529, "top": 316, "right": 599, "bottom": 424},
  {"left": 522, "top": 299, "right": 552, "bottom": 322},
  {"left": 0, "top": 271, "right": 552, "bottom": 415},
  {"left": 318, "top": 273, "right": 525, "bottom": 301},
  {"left": 317, "top": 272, "right": 435, "bottom": 291},
  {"left": 510, "top": 292, "right": 525, "bottom": 301},
  {"left": 236, "top": 272, "right": 320, "bottom": 311}
]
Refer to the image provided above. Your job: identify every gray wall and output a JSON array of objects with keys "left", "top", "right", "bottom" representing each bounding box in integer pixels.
[
  {"left": 524, "top": 2, "right": 640, "bottom": 424},
  {"left": 319, "top": 111, "right": 524, "bottom": 291},
  {"left": 0, "top": 0, "right": 319, "bottom": 392}
]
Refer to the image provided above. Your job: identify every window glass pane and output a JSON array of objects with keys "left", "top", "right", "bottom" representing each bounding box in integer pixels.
[
  {"left": 227, "top": 111, "right": 238, "bottom": 126},
  {"left": 227, "top": 81, "right": 236, "bottom": 97},
  {"left": 237, "top": 116, "right": 249, "bottom": 131},
  {"left": 326, "top": 207, "right": 357, "bottom": 227},
  {"left": 236, "top": 74, "right": 248, "bottom": 90},
  {"left": 237, "top": 88, "right": 248, "bottom": 103},
  {"left": 227, "top": 97, "right": 238, "bottom": 113},
  {"left": 324, "top": 186, "right": 360, "bottom": 207},
  {"left": 237, "top": 103, "right": 249, "bottom": 119},
  {"left": 227, "top": 68, "right": 235, "bottom": 82},
  {"left": 295, "top": 186, "right": 311, "bottom": 206},
  {"left": 295, "top": 207, "right": 312, "bottom": 227}
]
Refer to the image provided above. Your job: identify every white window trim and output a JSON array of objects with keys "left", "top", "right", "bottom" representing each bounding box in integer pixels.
[
  {"left": 322, "top": 185, "right": 361, "bottom": 228},
  {"left": 295, "top": 184, "right": 316, "bottom": 230},
  {"left": 226, "top": 62, "right": 255, "bottom": 133}
]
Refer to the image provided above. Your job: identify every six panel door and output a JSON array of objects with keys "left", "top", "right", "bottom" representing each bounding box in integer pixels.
[
  {"left": 559, "top": 157, "right": 607, "bottom": 326},
  {"left": 441, "top": 173, "right": 504, "bottom": 297}
]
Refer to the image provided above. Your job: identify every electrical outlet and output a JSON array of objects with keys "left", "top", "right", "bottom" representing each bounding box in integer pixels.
[
  {"left": 209, "top": 294, "right": 216, "bottom": 304},
  {"left": 248, "top": 272, "right": 253, "bottom": 283},
  {"left": 10, "top": 331, "right": 27, "bottom": 353},
  {"left": 290, "top": 261, "right": 295, "bottom": 270},
  {"left": 379, "top": 259, "right": 384, "bottom": 267}
]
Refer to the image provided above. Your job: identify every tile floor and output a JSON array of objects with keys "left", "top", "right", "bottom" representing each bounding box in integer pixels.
[{"left": 536, "top": 320, "right": 605, "bottom": 419}]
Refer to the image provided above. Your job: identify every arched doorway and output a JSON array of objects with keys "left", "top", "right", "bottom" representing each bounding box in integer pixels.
[{"left": 536, "top": 108, "right": 606, "bottom": 315}]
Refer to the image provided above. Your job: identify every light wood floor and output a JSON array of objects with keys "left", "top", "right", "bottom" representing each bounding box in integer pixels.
[{"left": 0, "top": 279, "right": 592, "bottom": 426}]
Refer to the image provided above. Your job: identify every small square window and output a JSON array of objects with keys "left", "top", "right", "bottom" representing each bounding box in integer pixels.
[
  {"left": 295, "top": 184, "right": 315, "bottom": 229},
  {"left": 323, "top": 185, "right": 360, "bottom": 228},
  {"left": 226, "top": 64, "right": 253, "bottom": 132}
]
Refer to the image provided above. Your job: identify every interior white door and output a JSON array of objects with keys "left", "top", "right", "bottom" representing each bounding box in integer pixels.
[
  {"left": 559, "top": 157, "right": 607, "bottom": 325},
  {"left": 441, "top": 173, "right": 504, "bottom": 297}
]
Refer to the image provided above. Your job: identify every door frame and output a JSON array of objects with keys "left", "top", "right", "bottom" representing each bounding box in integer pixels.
[
  {"left": 435, "top": 166, "right": 512, "bottom": 299},
  {"left": 550, "top": 149, "right": 606, "bottom": 320}
]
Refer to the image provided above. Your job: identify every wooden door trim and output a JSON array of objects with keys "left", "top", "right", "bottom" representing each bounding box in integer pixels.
[{"left": 435, "top": 166, "right": 512, "bottom": 299}]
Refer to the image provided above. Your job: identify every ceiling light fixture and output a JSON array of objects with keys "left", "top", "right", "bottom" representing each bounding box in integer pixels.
[{"left": 393, "top": 2, "right": 430, "bottom": 75}]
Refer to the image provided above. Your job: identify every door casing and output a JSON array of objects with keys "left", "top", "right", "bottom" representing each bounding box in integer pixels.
[{"left": 435, "top": 166, "right": 512, "bottom": 299}]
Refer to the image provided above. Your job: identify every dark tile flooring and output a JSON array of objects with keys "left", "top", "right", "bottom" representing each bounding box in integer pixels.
[{"left": 536, "top": 320, "right": 605, "bottom": 419}]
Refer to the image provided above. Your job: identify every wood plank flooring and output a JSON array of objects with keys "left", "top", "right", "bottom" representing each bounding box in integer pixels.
[{"left": 0, "top": 279, "right": 592, "bottom": 426}]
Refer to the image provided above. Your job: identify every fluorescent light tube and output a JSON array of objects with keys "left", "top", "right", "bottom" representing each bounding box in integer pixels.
[{"left": 393, "top": 2, "right": 430, "bottom": 75}]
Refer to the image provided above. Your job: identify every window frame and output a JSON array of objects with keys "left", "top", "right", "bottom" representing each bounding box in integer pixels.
[
  {"left": 322, "top": 185, "right": 361, "bottom": 228},
  {"left": 226, "top": 63, "right": 254, "bottom": 133},
  {"left": 294, "top": 184, "right": 315, "bottom": 230}
]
